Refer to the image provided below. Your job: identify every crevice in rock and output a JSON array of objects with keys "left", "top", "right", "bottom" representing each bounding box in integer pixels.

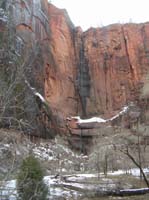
[
  {"left": 16, "top": 23, "right": 33, "bottom": 32},
  {"left": 76, "top": 35, "right": 90, "bottom": 117},
  {"left": 103, "top": 52, "right": 109, "bottom": 110},
  {"left": 141, "top": 25, "right": 149, "bottom": 70},
  {"left": 121, "top": 26, "right": 135, "bottom": 81}
]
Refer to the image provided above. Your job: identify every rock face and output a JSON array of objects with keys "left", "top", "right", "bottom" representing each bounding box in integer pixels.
[
  {"left": 45, "top": 4, "right": 77, "bottom": 119},
  {"left": 1, "top": 0, "right": 149, "bottom": 138},
  {"left": 46, "top": 4, "right": 149, "bottom": 120},
  {"left": 78, "top": 24, "right": 149, "bottom": 117},
  {"left": 0, "top": 0, "right": 52, "bottom": 137}
]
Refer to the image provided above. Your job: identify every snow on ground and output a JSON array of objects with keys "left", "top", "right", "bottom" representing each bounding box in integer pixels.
[
  {"left": 70, "top": 106, "right": 129, "bottom": 124},
  {"left": 33, "top": 141, "right": 87, "bottom": 163},
  {"left": 0, "top": 180, "right": 16, "bottom": 200},
  {"left": 33, "top": 145, "right": 57, "bottom": 161},
  {"left": 130, "top": 168, "right": 149, "bottom": 177},
  {"left": 108, "top": 168, "right": 149, "bottom": 177},
  {"left": 32, "top": 140, "right": 89, "bottom": 176},
  {"left": 44, "top": 176, "right": 82, "bottom": 199},
  {"left": 65, "top": 174, "right": 96, "bottom": 182},
  {"left": 1, "top": 168, "right": 149, "bottom": 200},
  {"left": 65, "top": 168, "right": 149, "bottom": 182},
  {"left": 108, "top": 170, "right": 127, "bottom": 176},
  {"left": 1, "top": 177, "right": 82, "bottom": 200},
  {"left": 0, "top": 174, "right": 116, "bottom": 200},
  {"left": 0, "top": 132, "right": 87, "bottom": 177}
]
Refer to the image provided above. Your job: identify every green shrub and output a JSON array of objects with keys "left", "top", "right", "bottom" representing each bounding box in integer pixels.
[{"left": 17, "top": 155, "right": 48, "bottom": 200}]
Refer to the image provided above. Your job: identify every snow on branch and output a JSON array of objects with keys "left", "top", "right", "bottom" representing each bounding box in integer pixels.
[
  {"left": 25, "top": 80, "right": 46, "bottom": 103},
  {"left": 34, "top": 92, "right": 46, "bottom": 103}
]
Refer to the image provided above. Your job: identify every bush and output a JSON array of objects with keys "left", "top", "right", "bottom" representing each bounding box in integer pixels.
[{"left": 17, "top": 155, "right": 48, "bottom": 200}]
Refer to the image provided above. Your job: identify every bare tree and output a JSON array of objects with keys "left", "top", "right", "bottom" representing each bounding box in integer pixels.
[
  {"left": 88, "top": 127, "right": 117, "bottom": 178},
  {"left": 113, "top": 128, "right": 149, "bottom": 188}
]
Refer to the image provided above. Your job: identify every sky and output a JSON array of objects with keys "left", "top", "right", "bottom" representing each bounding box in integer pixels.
[{"left": 51, "top": 0, "right": 149, "bottom": 30}]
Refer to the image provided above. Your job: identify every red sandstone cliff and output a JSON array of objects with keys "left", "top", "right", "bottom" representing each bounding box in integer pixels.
[
  {"left": 1, "top": 0, "right": 149, "bottom": 137},
  {"left": 46, "top": 3, "right": 149, "bottom": 121},
  {"left": 45, "top": 4, "right": 77, "bottom": 120}
]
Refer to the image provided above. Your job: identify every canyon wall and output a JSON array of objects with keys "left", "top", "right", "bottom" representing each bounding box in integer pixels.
[
  {"left": 1, "top": 0, "right": 149, "bottom": 137},
  {"left": 46, "top": 3, "right": 149, "bottom": 119}
]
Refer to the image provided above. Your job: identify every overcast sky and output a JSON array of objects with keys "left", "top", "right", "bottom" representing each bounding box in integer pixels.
[{"left": 51, "top": 0, "right": 149, "bottom": 30}]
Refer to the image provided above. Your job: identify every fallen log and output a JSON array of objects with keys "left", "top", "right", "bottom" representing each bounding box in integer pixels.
[
  {"left": 118, "top": 188, "right": 149, "bottom": 196},
  {"left": 97, "top": 188, "right": 149, "bottom": 197},
  {"left": 62, "top": 183, "right": 149, "bottom": 197}
]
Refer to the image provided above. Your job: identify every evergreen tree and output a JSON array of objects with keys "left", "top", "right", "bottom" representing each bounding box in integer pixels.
[{"left": 17, "top": 155, "right": 48, "bottom": 200}]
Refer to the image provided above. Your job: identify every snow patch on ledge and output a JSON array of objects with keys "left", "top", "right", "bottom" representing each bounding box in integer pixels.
[
  {"left": 71, "top": 116, "right": 106, "bottom": 123},
  {"left": 69, "top": 106, "right": 129, "bottom": 124}
]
